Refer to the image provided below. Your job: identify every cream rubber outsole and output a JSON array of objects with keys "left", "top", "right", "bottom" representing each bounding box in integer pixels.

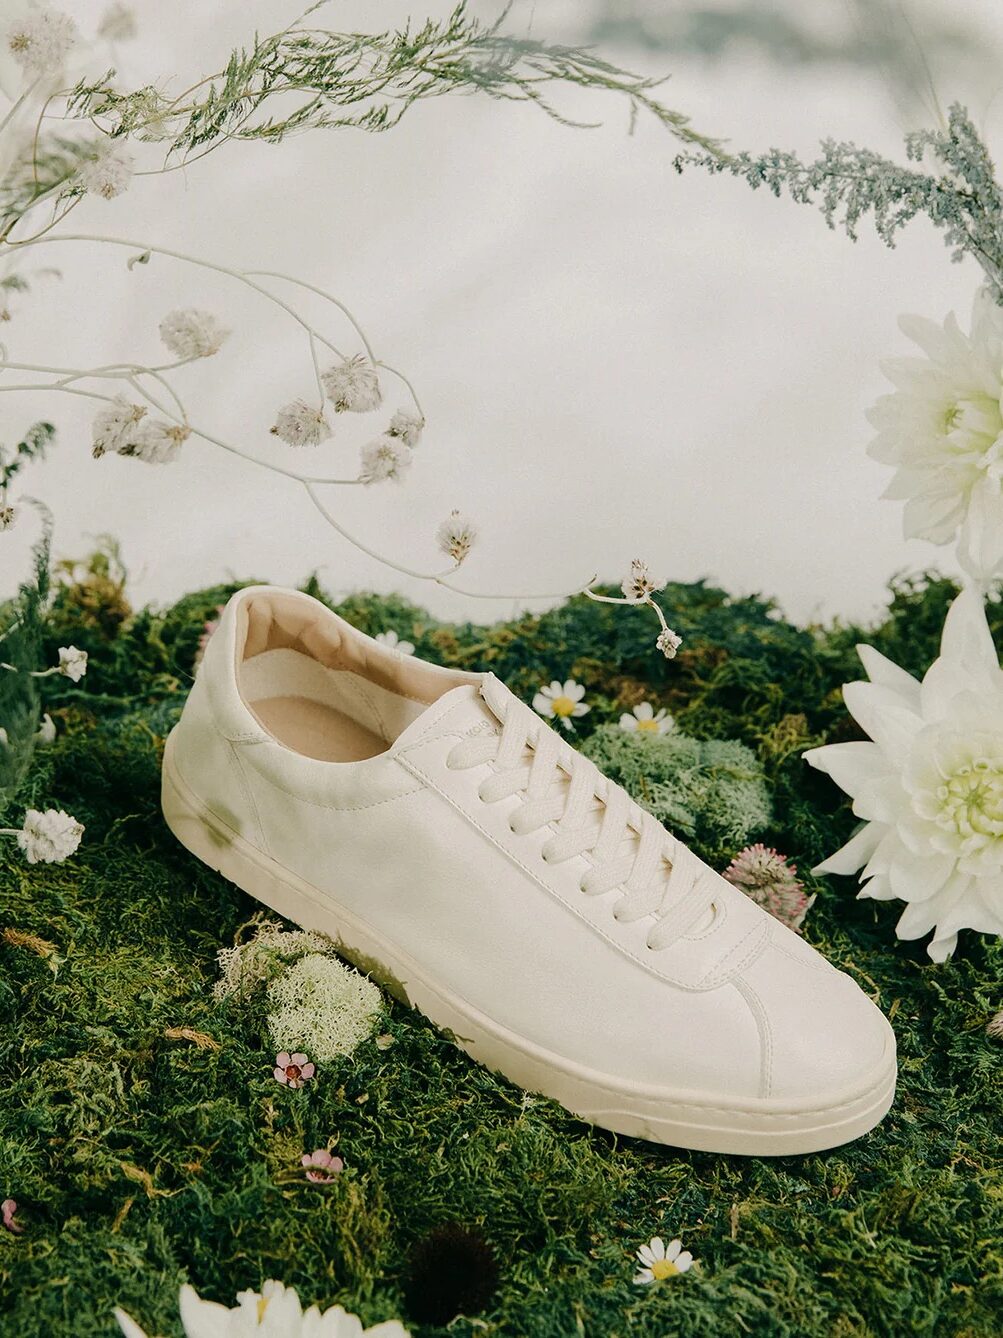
[{"left": 162, "top": 730, "right": 896, "bottom": 1157}]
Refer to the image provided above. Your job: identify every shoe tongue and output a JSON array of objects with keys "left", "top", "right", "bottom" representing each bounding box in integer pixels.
[{"left": 394, "top": 681, "right": 497, "bottom": 749}]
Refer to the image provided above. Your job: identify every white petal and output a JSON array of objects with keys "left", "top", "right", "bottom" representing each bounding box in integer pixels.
[
  {"left": 958, "top": 476, "right": 1003, "bottom": 579},
  {"left": 851, "top": 774, "right": 908, "bottom": 825},
  {"left": 841, "top": 681, "right": 923, "bottom": 765},
  {"left": 802, "top": 741, "right": 889, "bottom": 799},
  {"left": 178, "top": 1286, "right": 234, "bottom": 1338},
  {"left": 113, "top": 1311, "right": 149, "bottom": 1338},
  {"left": 812, "top": 821, "right": 883, "bottom": 876},
  {"left": 676, "top": 1252, "right": 694, "bottom": 1272},
  {"left": 666, "top": 1239, "right": 682, "bottom": 1260},
  {"left": 939, "top": 587, "right": 1002, "bottom": 683},
  {"left": 856, "top": 644, "right": 922, "bottom": 707},
  {"left": 888, "top": 845, "right": 955, "bottom": 904}
]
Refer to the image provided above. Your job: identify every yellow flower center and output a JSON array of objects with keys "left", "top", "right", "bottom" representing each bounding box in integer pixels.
[
  {"left": 635, "top": 717, "right": 660, "bottom": 732},
  {"left": 938, "top": 761, "right": 1003, "bottom": 840},
  {"left": 650, "top": 1259, "right": 679, "bottom": 1280},
  {"left": 551, "top": 695, "right": 576, "bottom": 718}
]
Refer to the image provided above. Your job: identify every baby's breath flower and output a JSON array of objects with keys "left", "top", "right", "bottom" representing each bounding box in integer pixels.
[
  {"left": 322, "top": 355, "right": 382, "bottom": 413},
  {"left": 270, "top": 400, "right": 332, "bottom": 448},
  {"left": 388, "top": 407, "right": 424, "bottom": 448},
  {"left": 91, "top": 397, "right": 146, "bottom": 457},
  {"left": 6, "top": 8, "right": 78, "bottom": 77},
  {"left": 97, "top": 3, "right": 137, "bottom": 42},
  {"left": 0, "top": 504, "right": 15, "bottom": 531},
  {"left": 58, "top": 646, "right": 87, "bottom": 681},
  {"left": 159, "top": 308, "right": 229, "bottom": 360},
  {"left": 435, "top": 510, "right": 477, "bottom": 564},
  {"left": 622, "top": 558, "right": 663, "bottom": 604},
  {"left": 359, "top": 435, "right": 411, "bottom": 484},
  {"left": 78, "top": 144, "right": 134, "bottom": 200},
  {"left": 656, "top": 627, "right": 682, "bottom": 659},
  {"left": 120, "top": 420, "right": 189, "bottom": 464},
  {"left": 16, "top": 808, "right": 83, "bottom": 864}
]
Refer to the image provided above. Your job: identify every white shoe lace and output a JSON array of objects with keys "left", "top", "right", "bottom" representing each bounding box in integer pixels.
[{"left": 446, "top": 693, "right": 719, "bottom": 952}]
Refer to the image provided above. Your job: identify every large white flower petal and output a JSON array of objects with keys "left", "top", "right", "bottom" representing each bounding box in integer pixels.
[
  {"left": 938, "top": 586, "right": 1003, "bottom": 684},
  {"left": 840, "top": 682, "right": 923, "bottom": 765},
  {"left": 888, "top": 845, "right": 956, "bottom": 904},
  {"left": 856, "top": 644, "right": 922, "bottom": 707},
  {"left": 851, "top": 774, "right": 909, "bottom": 824},
  {"left": 812, "top": 820, "right": 884, "bottom": 876},
  {"left": 802, "top": 740, "right": 889, "bottom": 799},
  {"left": 959, "top": 475, "right": 1003, "bottom": 579},
  {"left": 178, "top": 1286, "right": 234, "bottom": 1338}
]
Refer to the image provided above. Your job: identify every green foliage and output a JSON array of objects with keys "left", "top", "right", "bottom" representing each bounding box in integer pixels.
[
  {"left": 0, "top": 422, "right": 55, "bottom": 490},
  {"left": 677, "top": 103, "right": 1003, "bottom": 298},
  {"left": 581, "top": 725, "right": 771, "bottom": 856},
  {"left": 0, "top": 565, "right": 1001, "bottom": 1336}
]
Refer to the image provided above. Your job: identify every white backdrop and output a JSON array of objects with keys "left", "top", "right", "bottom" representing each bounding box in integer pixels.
[{"left": 3, "top": 0, "right": 1003, "bottom": 625}]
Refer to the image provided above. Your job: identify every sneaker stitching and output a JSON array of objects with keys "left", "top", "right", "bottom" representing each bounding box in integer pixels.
[{"left": 731, "top": 976, "right": 774, "bottom": 1100}]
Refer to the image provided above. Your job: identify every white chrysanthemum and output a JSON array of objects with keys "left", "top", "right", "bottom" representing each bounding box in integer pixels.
[
  {"left": 36, "top": 713, "right": 56, "bottom": 744},
  {"left": 267, "top": 953, "right": 383, "bottom": 1063},
  {"left": 435, "top": 510, "right": 477, "bottom": 564},
  {"left": 97, "top": 3, "right": 137, "bottom": 41},
  {"left": 0, "top": 504, "right": 15, "bottom": 531},
  {"left": 77, "top": 144, "right": 134, "bottom": 199},
  {"left": 119, "top": 419, "right": 189, "bottom": 464},
  {"left": 388, "top": 407, "right": 424, "bottom": 448},
  {"left": 159, "top": 308, "right": 229, "bottom": 360},
  {"left": 621, "top": 558, "right": 663, "bottom": 603},
  {"left": 92, "top": 397, "right": 147, "bottom": 457},
  {"left": 271, "top": 400, "right": 332, "bottom": 448},
  {"left": 805, "top": 587, "right": 1003, "bottom": 961},
  {"left": 58, "top": 645, "right": 87, "bottom": 681},
  {"left": 6, "top": 8, "right": 78, "bottom": 77},
  {"left": 359, "top": 435, "right": 411, "bottom": 484},
  {"left": 619, "top": 702, "right": 674, "bottom": 734},
  {"left": 375, "top": 629, "right": 415, "bottom": 656},
  {"left": 16, "top": 808, "right": 83, "bottom": 864},
  {"left": 868, "top": 287, "right": 1003, "bottom": 580},
  {"left": 633, "top": 1236, "right": 694, "bottom": 1285},
  {"left": 115, "top": 1280, "right": 411, "bottom": 1338},
  {"left": 532, "top": 679, "right": 590, "bottom": 733},
  {"left": 656, "top": 628, "right": 682, "bottom": 659},
  {"left": 322, "top": 355, "right": 382, "bottom": 413}
]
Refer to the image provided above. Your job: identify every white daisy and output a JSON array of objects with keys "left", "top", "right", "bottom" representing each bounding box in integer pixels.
[
  {"left": 6, "top": 7, "right": 78, "bottom": 78},
  {"left": 77, "top": 144, "right": 134, "bottom": 200},
  {"left": 868, "top": 287, "right": 1003, "bottom": 580},
  {"left": 375, "top": 629, "right": 415, "bottom": 656},
  {"left": 16, "top": 808, "right": 83, "bottom": 864},
  {"left": 159, "top": 308, "right": 229, "bottom": 360},
  {"left": 619, "top": 702, "right": 675, "bottom": 735},
  {"left": 271, "top": 400, "right": 332, "bottom": 448},
  {"left": 435, "top": 510, "right": 477, "bottom": 564},
  {"left": 388, "top": 407, "right": 424, "bottom": 448},
  {"left": 621, "top": 558, "right": 663, "bottom": 603},
  {"left": 532, "top": 679, "right": 590, "bottom": 732},
  {"left": 359, "top": 436, "right": 411, "bottom": 484},
  {"left": 322, "top": 354, "right": 382, "bottom": 413},
  {"left": 57, "top": 645, "right": 87, "bottom": 681},
  {"left": 633, "top": 1236, "right": 694, "bottom": 1285}
]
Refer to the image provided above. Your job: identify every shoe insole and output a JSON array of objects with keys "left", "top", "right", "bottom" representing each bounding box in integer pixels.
[{"left": 251, "top": 695, "right": 387, "bottom": 762}]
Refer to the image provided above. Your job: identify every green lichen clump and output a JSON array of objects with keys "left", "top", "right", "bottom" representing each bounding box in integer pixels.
[
  {"left": 0, "top": 563, "right": 1001, "bottom": 1338},
  {"left": 581, "top": 726, "right": 770, "bottom": 854}
]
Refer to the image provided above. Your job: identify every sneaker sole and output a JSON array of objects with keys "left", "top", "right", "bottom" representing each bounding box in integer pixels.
[{"left": 161, "top": 730, "right": 896, "bottom": 1157}]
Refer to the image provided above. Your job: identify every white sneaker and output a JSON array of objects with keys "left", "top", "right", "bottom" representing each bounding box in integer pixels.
[{"left": 162, "top": 585, "right": 896, "bottom": 1155}]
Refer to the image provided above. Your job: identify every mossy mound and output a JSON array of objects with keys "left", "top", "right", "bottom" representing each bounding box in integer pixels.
[{"left": 0, "top": 563, "right": 1000, "bottom": 1337}]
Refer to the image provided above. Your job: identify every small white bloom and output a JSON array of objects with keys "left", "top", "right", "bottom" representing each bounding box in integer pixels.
[
  {"left": 633, "top": 1236, "right": 694, "bottom": 1285},
  {"left": 375, "top": 629, "right": 415, "bottom": 656},
  {"left": 120, "top": 419, "right": 189, "bottom": 464},
  {"left": 91, "top": 397, "right": 146, "bottom": 457},
  {"left": 619, "top": 702, "right": 675, "bottom": 735},
  {"left": 6, "top": 8, "right": 78, "bottom": 77},
  {"left": 97, "top": 3, "right": 137, "bottom": 42},
  {"left": 271, "top": 400, "right": 332, "bottom": 448},
  {"left": 656, "top": 628, "right": 682, "bottom": 659},
  {"left": 0, "top": 504, "right": 15, "bottom": 531},
  {"left": 16, "top": 808, "right": 83, "bottom": 864},
  {"left": 115, "top": 1279, "right": 412, "bottom": 1338},
  {"left": 0, "top": 727, "right": 8, "bottom": 747},
  {"left": 805, "top": 587, "right": 1003, "bottom": 961},
  {"left": 621, "top": 558, "right": 663, "bottom": 603},
  {"left": 388, "top": 407, "right": 424, "bottom": 448},
  {"left": 36, "top": 713, "right": 56, "bottom": 744},
  {"left": 435, "top": 509, "right": 477, "bottom": 565},
  {"left": 322, "top": 354, "right": 382, "bottom": 413},
  {"left": 359, "top": 435, "right": 411, "bottom": 484},
  {"left": 57, "top": 646, "right": 87, "bottom": 682},
  {"left": 532, "top": 679, "right": 590, "bottom": 732},
  {"left": 78, "top": 144, "right": 134, "bottom": 199},
  {"left": 158, "top": 308, "right": 229, "bottom": 360}
]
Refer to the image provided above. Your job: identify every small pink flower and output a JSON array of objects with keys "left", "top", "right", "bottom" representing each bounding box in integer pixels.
[
  {"left": 273, "top": 1051, "right": 315, "bottom": 1089},
  {"left": 2, "top": 1199, "right": 23, "bottom": 1234},
  {"left": 301, "top": 1148, "right": 344, "bottom": 1183},
  {"left": 723, "top": 843, "right": 816, "bottom": 932}
]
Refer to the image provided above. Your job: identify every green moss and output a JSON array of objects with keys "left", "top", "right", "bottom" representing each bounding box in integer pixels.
[{"left": 0, "top": 567, "right": 1000, "bottom": 1337}]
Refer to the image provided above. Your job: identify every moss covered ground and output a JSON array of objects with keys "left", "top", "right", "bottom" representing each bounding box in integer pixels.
[{"left": 0, "top": 559, "right": 1000, "bottom": 1336}]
